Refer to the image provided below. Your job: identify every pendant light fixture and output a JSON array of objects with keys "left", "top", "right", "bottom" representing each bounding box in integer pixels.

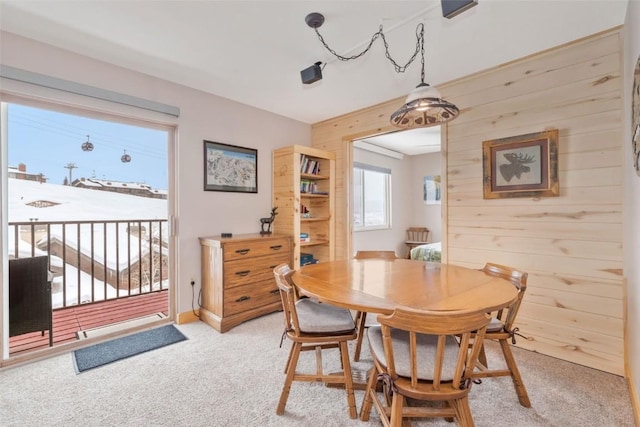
[
  {"left": 304, "top": 12, "right": 459, "bottom": 129},
  {"left": 81, "top": 134, "right": 94, "bottom": 151},
  {"left": 390, "top": 25, "right": 459, "bottom": 128}
]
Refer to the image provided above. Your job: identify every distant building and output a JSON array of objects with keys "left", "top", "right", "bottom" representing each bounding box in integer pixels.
[
  {"left": 71, "top": 177, "right": 167, "bottom": 199},
  {"left": 8, "top": 163, "right": 46, "bottom": 183},
  {"left": 39, "top": 229, "right": 169, "bottom": 292}
]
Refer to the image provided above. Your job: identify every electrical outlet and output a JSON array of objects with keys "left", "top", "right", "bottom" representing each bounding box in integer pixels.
[{"left": 190, "top": 276, "right": 196, "bottom": 286}]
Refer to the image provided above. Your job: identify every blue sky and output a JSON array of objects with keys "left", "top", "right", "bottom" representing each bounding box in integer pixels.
[{"left": 7, "top": 103, "right": 168, "bottom": 190}]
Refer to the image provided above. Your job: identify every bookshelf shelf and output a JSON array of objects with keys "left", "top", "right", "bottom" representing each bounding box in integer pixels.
[
  {"left": 301, "top": 216, "right": 330, "bottom": 222},
  {"left": 300, "top": 239, "right": 330, "bottom": 247},
  {"left": 301, "top": 193, "right": 329, "bottom": 198},
  {"left": 301, "top": 173, "right": 330, "bottom": 180}
]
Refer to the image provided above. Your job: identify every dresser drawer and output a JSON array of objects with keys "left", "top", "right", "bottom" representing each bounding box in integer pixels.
[
  {"left": 224, "top": 279, "right": 281, "bottom": 316},
  {"left": 223, "top": 237, "right": 290, "bottom": 262},
  {"left": 223, "top": 253, "right": 289, "bottom": 288}
]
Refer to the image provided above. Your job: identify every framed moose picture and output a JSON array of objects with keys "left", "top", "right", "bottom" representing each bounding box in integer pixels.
[{"left": 482, "top": 130, "right": 559, "bottom": 199}]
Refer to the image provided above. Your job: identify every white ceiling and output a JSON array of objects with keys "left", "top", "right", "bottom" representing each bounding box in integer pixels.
[
  {"left": 0, "top": 1, "right": 629, "bottom": 155},
  {"left": 358, "top": 127, "right": 442, "bottom": 156}
]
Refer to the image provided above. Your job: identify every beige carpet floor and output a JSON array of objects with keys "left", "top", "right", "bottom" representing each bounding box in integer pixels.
[{"left": 0, "top": 311, "right": 635, "bottom": 426}]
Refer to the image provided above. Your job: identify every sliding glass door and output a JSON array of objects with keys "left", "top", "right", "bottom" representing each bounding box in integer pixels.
[{"left": 2, "top": 99, "right": 173, "bottom": 359}]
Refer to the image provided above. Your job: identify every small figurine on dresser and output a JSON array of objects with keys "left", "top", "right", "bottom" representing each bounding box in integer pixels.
[{"left": 260, "top": 207, "right": 278, "bottom": 234}]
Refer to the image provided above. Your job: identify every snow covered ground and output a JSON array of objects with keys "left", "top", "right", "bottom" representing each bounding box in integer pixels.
[{"left": 7, "top": 178, "right": 169, "bottom": 308}]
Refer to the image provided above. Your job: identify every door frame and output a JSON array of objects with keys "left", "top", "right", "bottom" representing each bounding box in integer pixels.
[{"left": 0, "top": 92, "right": 178, "bottom": 365}]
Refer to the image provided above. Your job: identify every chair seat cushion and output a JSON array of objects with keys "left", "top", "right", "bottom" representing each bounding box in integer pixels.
[
  {"left": 367, "top": 326, "right": 460, "bottom": 381},
  {"left": 296, "top": 299, "right": 355, "bottom": 334},
  {"left": 487, "top": 317, "right": 504, "bottom": 332}
]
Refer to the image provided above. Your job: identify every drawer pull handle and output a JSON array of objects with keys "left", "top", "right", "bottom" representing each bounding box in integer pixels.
[
  {"left": 236, "top": 295, "right": 251, "bottom": 302},
  {"left": 235, "top": 248, "right": 251, "bottom": 255},
  {"left": 235, "top": 270, "right": 251, "bottom": 276},
  {"left": 270, "top": 289, "right": 280, "bottom": 295},
  {"left": 270, "top": 245, "right": 283, "bottom": 250}
]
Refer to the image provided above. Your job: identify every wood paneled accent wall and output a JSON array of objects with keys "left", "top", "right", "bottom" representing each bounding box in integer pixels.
[{"left": 311, "top": 28, "right": 624, "bottom": 375}]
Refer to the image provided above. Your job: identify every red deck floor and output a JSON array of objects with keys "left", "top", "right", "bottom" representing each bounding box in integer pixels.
[{"left": 9, "top": 290, "right": 169, "bottom": 356}]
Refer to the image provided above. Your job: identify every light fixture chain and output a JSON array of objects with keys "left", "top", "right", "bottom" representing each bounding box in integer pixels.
[
  {"left": 314, "top": 23, "right": 425, "bottom": 74},
  {"left": 420, "top": 24, "right": 425, "bottom": 84},
  {"left": 314, "top": 27, "right": 382, "bottom": 62}
]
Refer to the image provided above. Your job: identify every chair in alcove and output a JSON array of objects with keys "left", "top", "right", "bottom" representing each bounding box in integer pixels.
[
  {"left": 404, "top": 227, "right": 430, "bottom": 258},
  {"left": 352, "top": 250, "right": 398, "bottom": 361}
]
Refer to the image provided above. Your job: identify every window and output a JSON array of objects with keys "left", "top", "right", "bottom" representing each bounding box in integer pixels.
[{"left": 353, "top": 162, "right": 391, "bottom": 231}]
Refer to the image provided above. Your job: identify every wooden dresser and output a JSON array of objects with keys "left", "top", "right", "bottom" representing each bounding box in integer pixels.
[{"left": 199, "top": 233, "right": 291, "bottom": 332}]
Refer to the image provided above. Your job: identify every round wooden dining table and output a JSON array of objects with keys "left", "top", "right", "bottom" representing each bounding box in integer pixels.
[{"left": 291, "top": 259, "right": 518, "bottom": 314}]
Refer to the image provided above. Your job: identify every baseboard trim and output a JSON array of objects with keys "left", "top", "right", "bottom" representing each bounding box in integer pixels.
[
  {"left": 628, "top": 371, "right": 640, "bottom": 426},
  {"left": 177, "top": 310, "right": 200, "bottom": 324}
]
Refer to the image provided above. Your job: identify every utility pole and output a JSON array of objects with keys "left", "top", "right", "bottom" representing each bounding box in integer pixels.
[{"left": 64, "top": 162, "right": 77, "bottom": 185}]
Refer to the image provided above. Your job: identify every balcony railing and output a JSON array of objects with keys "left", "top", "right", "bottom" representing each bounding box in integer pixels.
[{"left": 8, "top": 219, "right": 169, "bottom": 309}]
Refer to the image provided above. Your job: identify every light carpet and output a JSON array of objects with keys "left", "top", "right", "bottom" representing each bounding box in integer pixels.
[{"left": 0, "top": 312, "right": 634, "bottom": 426}]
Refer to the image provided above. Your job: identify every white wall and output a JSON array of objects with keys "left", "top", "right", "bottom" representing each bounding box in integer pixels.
[
  {"left": 0, "top": 32, "right": 311, "bottom": 317},
  {"left": 352, "top": 147, "right": 411, "bottom": 258},
  {"left": 623, "top": 0, "right": 640, "bottom": 417},
  {"left": 409, "top": 152, "right": 442, "bottom": 243}
]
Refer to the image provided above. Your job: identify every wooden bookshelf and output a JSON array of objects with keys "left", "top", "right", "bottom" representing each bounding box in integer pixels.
[{"left": 272, "top": 145, "right": 335, "bottom": 269}]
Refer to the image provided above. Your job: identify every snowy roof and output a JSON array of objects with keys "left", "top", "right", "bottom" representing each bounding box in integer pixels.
[
  {"left": 8, "top": 178, "right": 167, "bottom": 222},
  {"left": 73, "top": 177, "right": 153, "bottom": 190},
  {"left": 8, "top": 166, "right": 44, "bottom": 178},
  {"left": 72, "top": 178, "right": 102, "bottom": 188}
]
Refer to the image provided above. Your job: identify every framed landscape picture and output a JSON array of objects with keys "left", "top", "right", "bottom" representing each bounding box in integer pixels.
[
  {"left": 203, "top": 140, "right": 258, "bottom": 193},
  {"left": 482, "top": 130, "right": 559, "bottom": 199},
  {"left": 423, "top": 175, "right": 441, "bottom": 205}
]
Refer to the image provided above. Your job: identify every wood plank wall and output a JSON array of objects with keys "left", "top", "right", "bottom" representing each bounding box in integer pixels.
[{"left": 311, "top": 28, "right": 624, "bottom": 375}]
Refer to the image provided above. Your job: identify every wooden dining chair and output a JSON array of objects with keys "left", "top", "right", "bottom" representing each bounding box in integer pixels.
[
  {"left": 472, "top": 262, "right": 531, "bottom": 408},
  {"left": 360, "top": 307, "right": 490, "bottom": 426},
  {"left": 352, "top": 250, "right": 398, "bottom": 362},
  {"left": 272, "top": 264, "right": 358, "bottom": 419}
]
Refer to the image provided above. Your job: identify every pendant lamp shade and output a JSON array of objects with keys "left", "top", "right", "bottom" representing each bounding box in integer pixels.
[{"left": 390, "top": 83, "right": 459, "bottom": 128}]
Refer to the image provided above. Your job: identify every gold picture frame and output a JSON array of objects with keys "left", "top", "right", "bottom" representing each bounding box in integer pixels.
[{"left": 482, "top": 130, "right": 559, "bottom": 199}]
